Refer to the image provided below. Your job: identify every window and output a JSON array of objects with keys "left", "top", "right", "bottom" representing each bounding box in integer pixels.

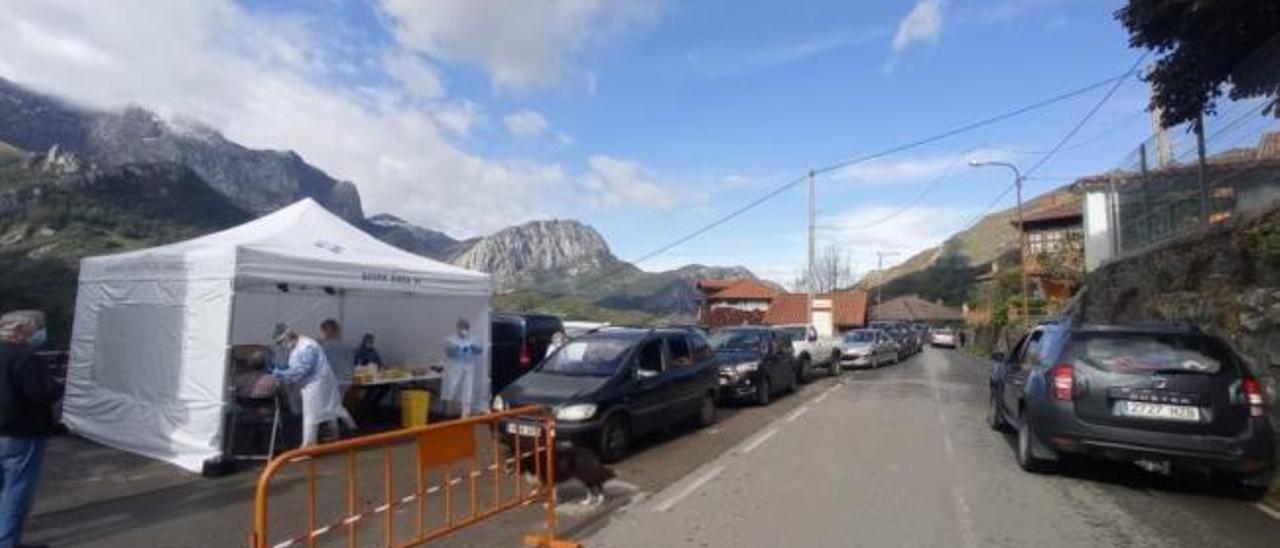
[
  {"left": 636, "top": 339, "right": 665, "bottom": 373},
  {"left": 1020, "top": 331, "right": 1044, "bottom": 368},
  {"left": 689, "top": 334, "right": 713, "bottom": 361},
  {"left": 667, "top": 334, "right": 693, "bottom": 368}
]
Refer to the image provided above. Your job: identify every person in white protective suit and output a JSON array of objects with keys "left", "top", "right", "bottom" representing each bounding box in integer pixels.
[
  {"left": 270, "top": 323, "right": 349, "bottom": 446},
  {"left": 442, "top": 318, "right": 487, "bottom": 418}
]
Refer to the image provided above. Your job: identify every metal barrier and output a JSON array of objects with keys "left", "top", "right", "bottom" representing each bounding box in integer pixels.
[{"left": 250, "top": 406, "right": 579, "bottom": 548}]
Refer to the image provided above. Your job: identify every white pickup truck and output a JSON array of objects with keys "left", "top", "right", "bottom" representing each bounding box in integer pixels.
[{"left": 776, "top": 323, "right": 841, "bottom": 381}]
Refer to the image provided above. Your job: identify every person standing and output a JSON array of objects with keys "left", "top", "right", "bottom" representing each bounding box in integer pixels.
[
  {"left": 0, "top": 310, "right": 62, "bottom": 548},
  {"left": 318, "top": 319, "right": 358, "bottom": 431},
  {"left": 271, "top": 324, "right": 345, "bottom": 447},
  {"left": 443, "top": 319, "right": 486, "bottom": 418}
]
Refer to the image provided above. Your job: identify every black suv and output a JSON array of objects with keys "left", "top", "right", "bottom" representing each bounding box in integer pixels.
[
  {"left": 491, "top": 313, "right": 563, "bottom": 394},
  {"left": 495, "top": 328, "right": 719, "bottom": 462},
  {"left": 988, "top": 323, "right": 1275, "bottom": 492},
  {"left": 707, "top": 326, "right": 799, "bottom": 405}
]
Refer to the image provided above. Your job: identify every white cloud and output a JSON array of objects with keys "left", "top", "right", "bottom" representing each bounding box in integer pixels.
[
  {"left": 824, "top": 204, "right": 974, "bottom": 269},
  {"left": 503, "top": 110, "right": 551, "bottom": 138},
  {"left": 891, "top": 0, "right": 945, "bottom": 53},
  {"left": 382, "top": 50, "right": 444, "bottom": 101},
  {"left": 580, "top": 155, "right": 677, "bottom": 211},
  {"left": 379, "top": 0, "right": 663, "bottom": 91},
  {"left": 687, "top": 29, "right": 885, "bottom": 79},
  {"left": 433, "top": 100, "right": 483, "bottom": 138},
  {"left": 829, "top": 148, "right": 1011, "bottom": 185},
  {"left": 0, "top": 0, "right": 573, "bottom": 235}
]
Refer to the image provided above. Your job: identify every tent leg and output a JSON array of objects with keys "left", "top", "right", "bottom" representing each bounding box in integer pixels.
[{"left": 268, "top": 399, "right": 281, "bottom": 460}]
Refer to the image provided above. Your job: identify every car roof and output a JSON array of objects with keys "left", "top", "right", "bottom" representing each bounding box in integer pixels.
[
  {"left": 1045, "top": 322, "right": 1204, "bottom": 336},
  {"left": 714, "top": 325, "right": 773, "bottom": 332}
]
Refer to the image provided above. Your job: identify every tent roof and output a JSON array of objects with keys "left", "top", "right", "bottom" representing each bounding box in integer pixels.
[{"left": 80, "top": 199, "right": 490, "bottom": 293}]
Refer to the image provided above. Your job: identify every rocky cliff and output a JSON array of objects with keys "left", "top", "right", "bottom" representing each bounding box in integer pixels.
[
  {"left": 0, "top": 78, "right": 363, "bottom": 222},
  {"left": 452, "top": 220, "right": 619, "bottom": 286}
]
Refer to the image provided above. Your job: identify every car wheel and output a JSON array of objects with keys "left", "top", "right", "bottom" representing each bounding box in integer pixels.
[
  {"left": 599, "top": 414, "right": 631, "bottom": 464},
  {"left": 829, "top": 353, "right": 841, "bottom": 376},
  {"left": 696, "top": 392, "right": 718, "bottom": 428},
  {"left": 755, "top": 376, "right": 772, "bottom": 406},
  {"left": 987, "top": 391, "right": 1010, "bottom": 432},
  {"left": 786, "top": 366, "right": 799, "bottom": 393},
  {"left": 1016, "top": 414, "right": 1055, "bottom": 473},
  {"left": 797, "top": 356, "right": 812, "bottom": 384}
]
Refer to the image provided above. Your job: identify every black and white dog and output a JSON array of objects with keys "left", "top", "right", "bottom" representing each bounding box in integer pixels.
[{"left": 522, "top": 440, "right": 617, "bottom": 506}]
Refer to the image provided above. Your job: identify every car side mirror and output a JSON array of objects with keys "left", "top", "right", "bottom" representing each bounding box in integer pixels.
[
  {"left": 637, "top": 368, "right": 660, "bottom": 380},
  {"left": 990, "top": 351, "right": 1006, "bottom": 363},
  {"left": 808, "top": 334, "right": 818, "bottom": 342}
]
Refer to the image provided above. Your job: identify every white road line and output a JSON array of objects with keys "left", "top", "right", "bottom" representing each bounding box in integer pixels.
[
  {"left": 812, "top": 392, "right": 829, "bottom": 403},
  {"left": 737, "top": 428, "right": 779, "bottom": 455},
  {"left": 950, "top": 480, "right": 980, "bottom": 548},
  {"left": 701, "top": 427, "right": 723, "bottom": 436},
  {"left": 654, "top": 465, "right": 726, "bottom": 513},
  {"left": 785, "top": 405, "right": 809, "bottom": 422},
  {"left": 1255, "top": 502, "right": 1280, "bottom": 521}
]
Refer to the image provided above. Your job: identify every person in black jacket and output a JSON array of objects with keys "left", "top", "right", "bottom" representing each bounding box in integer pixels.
[{"left": 0, "top": 310, "right": 62, "bottom": 548}]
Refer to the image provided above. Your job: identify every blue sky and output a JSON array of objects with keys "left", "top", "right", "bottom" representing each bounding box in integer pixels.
[{"left": 1, "top": 0, "right": 1169, "bottom": 283}]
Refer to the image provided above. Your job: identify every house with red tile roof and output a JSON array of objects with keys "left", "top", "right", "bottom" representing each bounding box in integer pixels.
[
  {"left": 696, "top": 278, "right": 780, "bottom": 327},
  {"left": 762, "top": 291, "right": 869, "bottom": 334}
]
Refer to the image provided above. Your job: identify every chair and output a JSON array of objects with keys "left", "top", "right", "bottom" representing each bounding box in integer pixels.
[{"left": 226, "top": 346, "right": 286, "bottom": 461}]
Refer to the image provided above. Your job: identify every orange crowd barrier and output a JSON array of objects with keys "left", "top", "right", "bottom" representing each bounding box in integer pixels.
[{"left": 250, "top": 406, "right": 579, "bottom": 548}]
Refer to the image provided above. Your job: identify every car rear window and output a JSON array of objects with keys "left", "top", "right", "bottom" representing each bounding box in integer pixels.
[{"left": 1068, "top": 333, "right": 1231, "bottom": 375}]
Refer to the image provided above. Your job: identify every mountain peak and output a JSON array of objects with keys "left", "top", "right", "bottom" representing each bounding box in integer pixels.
[{"left": 452, "top": 219, "right": 616, "bottom": 285}]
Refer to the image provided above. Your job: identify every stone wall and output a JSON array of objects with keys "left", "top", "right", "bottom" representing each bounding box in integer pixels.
[{"left": 1074, "top": 203, "right": 1280, "bottom": 399}]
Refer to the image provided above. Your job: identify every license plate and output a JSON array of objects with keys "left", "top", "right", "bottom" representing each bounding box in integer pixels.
[
  {"left": 1115, "top": 401, "right": 1200, "bottom": 422},
  {"left": 718, "top": 377, "right": 729, "bottom": 385},
  {"left": 505, "top": 422, "right": 541, "bottom": 437}
]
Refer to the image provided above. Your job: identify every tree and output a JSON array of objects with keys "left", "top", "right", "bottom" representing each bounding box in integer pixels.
[
  {"left": 917, "top": 244, "right": 975, "bottom": 307},
  {"left": 1116, "top": 0, "right": 1280, "bottom": 129},
  {"left": 1034, "top": 231, "right": 1085, "bottom": 291},
  {"left": 788, "top": 245, "right": 856, "bottom": 293}
]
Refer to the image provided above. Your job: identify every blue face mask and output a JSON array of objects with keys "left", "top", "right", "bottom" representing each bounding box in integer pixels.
[{"left": 30, "top": 328, "right": 47, "bottom": 348}]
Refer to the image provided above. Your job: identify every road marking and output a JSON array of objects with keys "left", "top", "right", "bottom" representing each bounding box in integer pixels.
[
  {"left": 654, "top": 465, "right": 726, "bottom": 513},
  {"left": 701, "top": 427, "right": 723, "bottom": 436},
  {"left": 737, "top": 428, "right": 779, "bottom": 454},
  {"left": 785, "top": 405, "right": 809, "bottom": 422},
  {"left": 1256, "top": 502, "right": 1280, "bottom": 521}
]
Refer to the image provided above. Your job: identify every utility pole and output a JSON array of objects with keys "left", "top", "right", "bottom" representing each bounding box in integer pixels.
[
  {"left": 874, "top": 250, "right": 900, "bottom": 312},
  {"left": 807, "top": 170, "right": 816, "bottom": 325}
]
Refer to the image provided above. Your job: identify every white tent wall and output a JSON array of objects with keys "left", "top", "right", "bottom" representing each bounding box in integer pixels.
[
  {"left": 65, "top": 277, "right": 234, "bottom": 473},
  {"left": 229, "top": 286, "right": 490, "bottom": 372}
]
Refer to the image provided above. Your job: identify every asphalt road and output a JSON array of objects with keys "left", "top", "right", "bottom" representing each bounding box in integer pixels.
[{"left": 586, "top": 347, "right": 1280, "bottom": 548}]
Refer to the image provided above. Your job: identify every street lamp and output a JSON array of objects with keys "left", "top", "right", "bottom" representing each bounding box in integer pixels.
[{"left": 969, "top": 160, "right": 1029, "bottom": 327}]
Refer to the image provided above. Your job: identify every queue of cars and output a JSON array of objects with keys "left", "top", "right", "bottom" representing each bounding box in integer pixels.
[{"left": 491, "top": 316, "right": 967, "bottom": 463}]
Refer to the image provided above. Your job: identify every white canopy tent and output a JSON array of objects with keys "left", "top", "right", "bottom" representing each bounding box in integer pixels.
[{"left": 65, "top": 199, "right": 492, "bottom": 473}]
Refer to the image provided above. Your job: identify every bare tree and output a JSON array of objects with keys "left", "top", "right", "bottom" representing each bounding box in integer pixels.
[{"left": 790, "top": 245, "right": 855, "bottom": 293}]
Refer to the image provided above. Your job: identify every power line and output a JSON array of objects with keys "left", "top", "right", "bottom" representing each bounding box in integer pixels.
[
  {"left": 570, "top": 66, "right": 1146, "bottom": 293},
  {"left": 952, "top": 53, "right": 1149, "bottom": 236}
]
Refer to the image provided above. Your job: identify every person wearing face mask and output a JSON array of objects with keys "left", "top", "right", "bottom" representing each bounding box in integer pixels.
[
  {"left": 545, "top": 330, "right": 568, "bottom": 359},
  {"left": 0, "top": 310, "right": 62, "bottom": 548},
  {"left": 442, "top": 318, "right": 486, "bottom": 418},
  {"left": 270, "top": 323, "right": 345, "bottom": 447}
]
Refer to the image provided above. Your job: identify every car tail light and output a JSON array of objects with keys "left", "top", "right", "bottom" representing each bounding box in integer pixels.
[
  {"left": 519, "top": 341, "right": 532, "bottom": 368},
  {"left": 1049, "top": 363, "right": 1074, "bottom": 401},
  {"left": 1242, "top": 377, "right": 1267, "bottom": 417}
]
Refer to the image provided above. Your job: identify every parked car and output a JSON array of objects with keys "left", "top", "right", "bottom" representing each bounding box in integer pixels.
[
  {"left": 494, "top": 327, "right": 719, "bottom": 462},
  {"left": 929, "top": 327, "right": 958, "bottom": 348},
  {"left": 708, "top": 326, "right": 798, "bottom": 405},
  {"left": 490, "top": 313, "right": 564, "bottom": 394},
  {"left": 870, "top": 321, "right": 919, "bottom": 358},
  {"left": 838, "top": 329, "right": 899, "bottom": 368},
  {"left": 777, "top": 323, "right": 841, "bottom": 381},
  {"left": 988, "top": 323, "right": 1275, "bottom": 494}
]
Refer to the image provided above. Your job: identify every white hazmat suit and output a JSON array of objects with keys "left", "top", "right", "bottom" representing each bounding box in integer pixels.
[
  {"left": 275, "top": 336, "right": 347, "bottom": 446},
  {"left": 443, "top": 332, "right": 487, "bottom": 417}
]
